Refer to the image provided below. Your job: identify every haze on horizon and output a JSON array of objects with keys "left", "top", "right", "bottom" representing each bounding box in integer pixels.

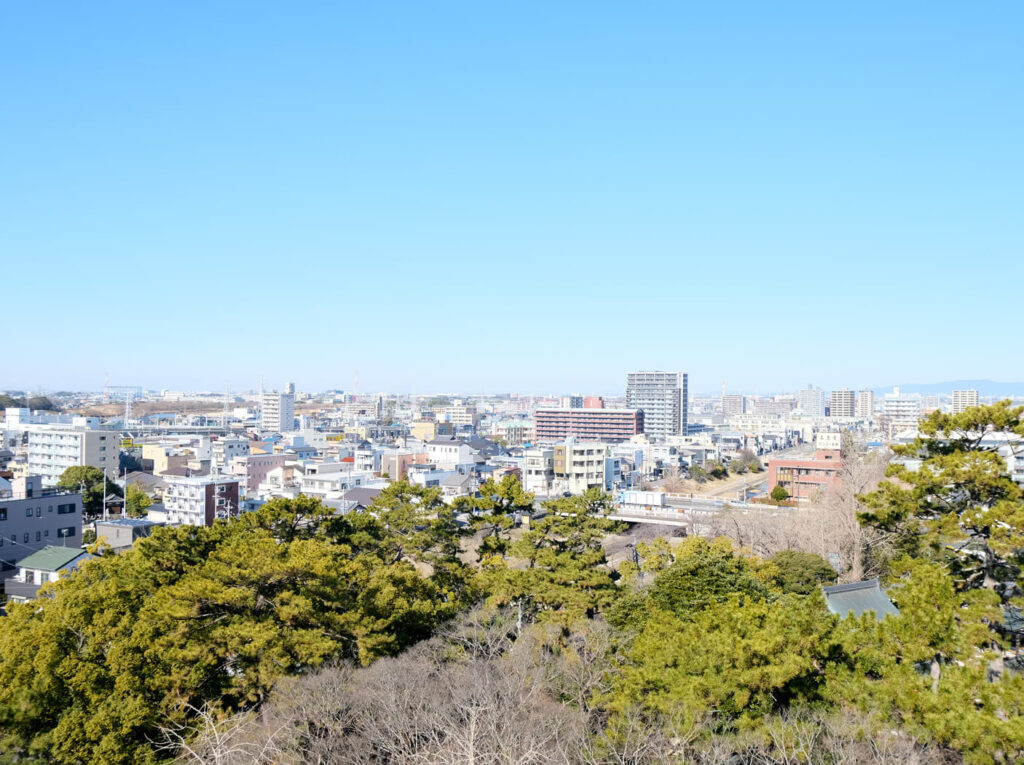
[{"left": 3, "top": 2, "right": 1022, "bottom": 394}]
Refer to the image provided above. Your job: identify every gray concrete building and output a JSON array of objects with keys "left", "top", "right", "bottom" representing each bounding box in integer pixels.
[{"left": 0, "top": 476, "right": 83, "bottom": 570}]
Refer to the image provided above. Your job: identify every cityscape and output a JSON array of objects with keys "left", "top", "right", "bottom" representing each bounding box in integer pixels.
[{"left": 3, "top": 2, "right": 1024, "bottom": 764}]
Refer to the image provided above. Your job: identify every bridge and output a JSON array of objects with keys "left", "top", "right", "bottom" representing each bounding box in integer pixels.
[{"left": 608, "top": 495, "right": 791, "bottom": 528}]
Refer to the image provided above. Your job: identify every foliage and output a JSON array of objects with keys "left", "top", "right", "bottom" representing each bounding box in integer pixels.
[
  {"left": 647, "top": 537, "right": 771, "bottom": 616},
  {"left": 0, "top": 395, "right": 57, "bottom": 411},
  {"left": 0, "top": 496, "right": 472, "bottom": 764},
  {"left": 467, "top": 473, "right": 535, "bottom": 561},
  {"left": 125, "top": 484, "right": 153, "bottom": 517},
  {"left": 607, "top": 594, "right": 840, "bottom": 724},
  {"left": 858, "top": 400, "right": 1024, "bottom": 590},
  {"left": 707, "top": 461, "right": 729, "bottom": 480},
  {"left": 771, "top": 484, "right": 791, "bottom": 502},
  {"left": 483, "top": 488, "right": 623, "bottom": 623},
  {"left": 770, "top": 550, "right": 838, "bottom": 594},
  {"left": 56, "top": 465, "right": 122, "bottom": 517},
  {"left": 688, "top": 464, "right": 708, "bottom": 482}
]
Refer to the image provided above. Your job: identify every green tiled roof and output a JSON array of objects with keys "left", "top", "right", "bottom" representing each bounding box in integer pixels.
[{"left": 17, "top": 545, "right": 88, "bottom": 572}]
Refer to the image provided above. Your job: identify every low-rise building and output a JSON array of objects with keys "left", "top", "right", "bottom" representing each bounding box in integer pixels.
[
  {"left": 0, "top": 476, "right": 82, "bottom": 569},
  {"left": 766, "top": 436, "right": 843, "bottom": 500},
  {"left": 94, "top": 518, "right": 160, "bottom": 551},
  {"left": 4, "top": 545, "right": 92, "bottom": 603}
]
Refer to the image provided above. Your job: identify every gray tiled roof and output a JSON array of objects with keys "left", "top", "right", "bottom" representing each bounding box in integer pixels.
[{"left": 822, "top": 579, "right": 899, "bottom": 619}]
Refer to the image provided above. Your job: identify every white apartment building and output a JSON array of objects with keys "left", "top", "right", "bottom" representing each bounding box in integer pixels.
[
  {"left": 855, "top": 390, "right": 875, "bottom": 419},
  {"left": 260, "top": 392, "right": 295, "bottom": 433},
  {"left": 212, "top": 436, "right": 250, "bottom": 468},
  {"left": 27, "top": 420, "right": 120, "bottom": 486},
  {"left": 626, "top": 371, "right": 687, "bottom": 440},
  {"left": 883, "top": 387, "right": 921, "bottom": 421},
  {"left": 829, "top": 389, "right": 856, "bottom": 418},
  {"left": 432, "top": 405, "right": 480, "bottom": 427},
  {"left": 163, "top": 475, "right": 240, "bottom": 527},
  {"left": 425, "top": 439, "right": 477, "bottom": 470},
  {"left": 523, "top": 447, "right": 555, "bottom": 495},
  {"left": 553, "top": 440, "right": 619, "bottom": 494},
  {"left": 797, "top": 386, "right": 825, "bottom": 417},
  {"left": 952, "top": 389, "right": 979, "bottom": 414}
]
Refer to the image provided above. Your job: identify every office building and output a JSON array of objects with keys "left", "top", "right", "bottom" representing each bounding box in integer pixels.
[
  {"left": 855, "top": 390, "right": 874, "bottom": 419},
  {"left": 261, "top": 391, "right": 295, "bottom": 433},
  {"left": 558, "top": 395, "right": 584, "bottom": 409},
  {"left": 952, "top": 389, "right": 979, "bottom": 414},
  {"left": 829, "top": 389, "right": 856, "bottom": 418},
  {"left": 535, "top": 408, "right": 643, "bottom": 443},
  {"left": 625, "top": 371, "right": 687, "bottom": 439}
]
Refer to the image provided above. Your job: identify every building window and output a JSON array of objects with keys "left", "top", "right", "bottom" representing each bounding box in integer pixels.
[
  {"left": 0, "top": 509, "right": 6, "bottom": 521},
  {"left": 35, "top": 531, "right": 41, "bottom": 542},
  {"left": 58, "top": 527, "right": 76, "bottom": 538},
  {"left": 44, "top": 529, "right": 49, "bottom": 537},
  {"left": 23, "top": 533, "right": 29, "bottom": 543},
  {"left": 26, "top": 508, "right": 32, "bottom": 517},
  {"left": 35, "top": 508, "right": 41, "bottom": 517}
]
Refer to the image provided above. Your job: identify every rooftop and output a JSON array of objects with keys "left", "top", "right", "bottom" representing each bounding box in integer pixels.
[
  {"left": 17, "top": 545, "right": 89, "bottom": 572},
  {"left": 822, "top": 579, "right": 899, "bottom": 619}
]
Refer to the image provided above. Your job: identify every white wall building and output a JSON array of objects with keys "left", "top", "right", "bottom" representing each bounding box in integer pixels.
[
  {"left": 163, "top": 475, "right": 240, "bottom": 527},
  {"left": 856, "top": 390, "right": 875, "bottom": 419},
  {"left": 27, "top": 421, "right": 120, "bottom": 486},
  {"left": 951, "top": 389, "right": 979, "bottom": 414},
  {"left": 797, "top": 386, "right": 825, "bottom": 417},
  {"left": 261, "top": 392, "right": 295, "bottom": 433},
  {"left": 625, "top": 371, "right": 687, "bottom": 439}
]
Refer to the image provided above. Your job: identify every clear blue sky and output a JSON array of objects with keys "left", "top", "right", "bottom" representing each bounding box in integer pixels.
[{"left": 3, "top": 2, "right": 1022, "bottom": 396}]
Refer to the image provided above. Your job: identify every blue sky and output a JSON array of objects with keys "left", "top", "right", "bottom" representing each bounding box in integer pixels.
[{"left": 3, "top": 2, "right": 1022, "bottom": 396}]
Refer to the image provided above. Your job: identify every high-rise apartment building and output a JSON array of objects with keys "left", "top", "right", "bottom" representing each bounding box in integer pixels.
[
  {"left": 625, "top": 371, "right": 687, "bottom": 439},
  {"left": 829, "top": 389, "right": 856, "bottom": 418},
  {"left": 856, "top": 390, "right": 875, "bottom": 419},
  {"left": 260, "top": 391, "right": 295, "bottom": 433},
  {"left": 797, "top": 385, "right": 825, "bottom": 417},
  {"left": 951, "top": 389, "right": 979, "bottom": 414}
]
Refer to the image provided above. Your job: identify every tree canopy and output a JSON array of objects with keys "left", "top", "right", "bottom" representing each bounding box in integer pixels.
[{"left": 56, "top": 465, "right": 122, "bottom": 517}]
